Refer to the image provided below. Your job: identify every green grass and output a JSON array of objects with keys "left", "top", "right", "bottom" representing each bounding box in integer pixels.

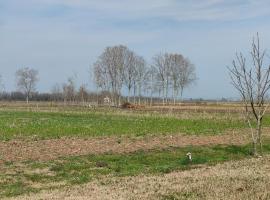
[
  {"left": 0, "top": 110, "right": 253, "bottom": 140},
  {"left": 1, "top": 143, "right": 270, "bottom": 197}
]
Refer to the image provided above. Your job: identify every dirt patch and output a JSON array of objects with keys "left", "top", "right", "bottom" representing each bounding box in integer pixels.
[
  {"left": 0, "top": 131, "right": 250, "bottom": 163},
  {"left": 8, "top": 156, "right": 270, "bottom": 200}
]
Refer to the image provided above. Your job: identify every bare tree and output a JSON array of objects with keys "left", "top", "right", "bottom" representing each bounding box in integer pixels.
[
  {"left": 228, "top": 33, "right": 270, "bottom": 156},
  {"left": 134, "top": 56, "right": 147, "bottom": 105},
  {"left": 78, "top": 84, "right": 88, "bottom": 105},
  {"left": 152, "top": 53, "right": 168, "bottom": 105},
  {"left": 145, "top": 66, "right": 157, "bottom": 106},
  {"left": 169, "top": 53, "right": 185, "bottom": 104},
  {"left": 123, "top": 51, "right": 137, "bottom": 102},
  {"left": 16, "top": 67, "right": 38, "bottom": 103},
  {"left": 62, "top": 77, "right": 76, "bottom": 103},
  {"left": 178, "top": 58, "right": 196, "bottom": 100},
  {"left": 164, "top": 53, "right": 173, "bottom": 103},
  {"left": 51, "top": 83, "right": 62, "bottom": 102},
  {"left": 93, "top": 45, "right": 133, "bottom": 106},
  {"left": 93, "top": 60, "right": 110, "bottom": 92}
]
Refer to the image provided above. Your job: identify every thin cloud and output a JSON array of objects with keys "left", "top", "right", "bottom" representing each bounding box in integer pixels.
[{"left": 2, "top": 0, "right": 270, "bottom": 22}]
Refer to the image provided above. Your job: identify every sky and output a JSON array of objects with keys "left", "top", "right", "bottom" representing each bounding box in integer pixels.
[{"left": 1, "top": 0, "right": 270, "bottom": 99}]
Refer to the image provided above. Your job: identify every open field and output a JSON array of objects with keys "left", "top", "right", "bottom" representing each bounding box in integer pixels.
[
  {"left": 0, "top": 102, "right": 270, "bottom": 199},
  {"left": 0, "top": 110, "right": 249, "bottom": 140}
]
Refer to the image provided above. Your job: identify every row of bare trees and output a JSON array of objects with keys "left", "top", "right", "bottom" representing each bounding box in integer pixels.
[
  {"left": 153, "top": 53, "right": 196, "bottom": 105},
  {"left": 51, "top": 78, "right": 91, "bottom": 104},
  {"left": 0, "top": 46, "right": 196, "bottom": 105},
  {"left": 93, "top": 45, "right": 196, "bottom": 106},
  {"left": 0, "top": 68, "right": 89, "bottom": 104}
]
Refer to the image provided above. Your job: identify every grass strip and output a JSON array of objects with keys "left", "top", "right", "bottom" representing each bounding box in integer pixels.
[
  {"left": 1, "top": 142, "right": 270, "bottom": 197},
  {"left": 0, "top": 110, "right": 250, "bottom": 140}
]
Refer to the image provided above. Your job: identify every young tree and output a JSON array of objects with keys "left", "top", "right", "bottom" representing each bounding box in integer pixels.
[
  {"left": 16, "top": 67, "right": 38, "bottom": 103},
  {"left": 62, "top": 76, "right": 76, "bottom": 103},
  {"left": 228, "top": 33, "right": 270, "bottom": 156},
  {"left": 51, "top": 83, "right": 62, "bottom": 102},
  {"left": 78, "top": 84, "right": 88, "bottom": 104}
]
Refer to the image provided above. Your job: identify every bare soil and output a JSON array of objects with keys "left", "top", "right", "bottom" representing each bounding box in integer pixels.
[{"left": 0, "top": 131, "right": 249, "bottom": 163}]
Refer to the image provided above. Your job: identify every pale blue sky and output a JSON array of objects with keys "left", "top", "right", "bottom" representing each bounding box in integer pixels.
[{"left": 1, "top": 0, "right": 270, "bottom": 99}]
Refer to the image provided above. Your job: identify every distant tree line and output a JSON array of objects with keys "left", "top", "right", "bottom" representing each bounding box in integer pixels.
[
  {"left": 93, "top": 45, "right": 196, "bottom": 106},
  {"left": 0, "top": 90, "right": 103, "bottom": 104},
  {"left": 0, "top": 45, "right": 196, "bottom": 105},
  {"left": 0, "top": 89, "right": 184, "bottom": 105}
]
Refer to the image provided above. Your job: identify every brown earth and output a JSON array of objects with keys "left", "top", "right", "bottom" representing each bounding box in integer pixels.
[
  {"left": 8, "top": 155, "right": 270, "bottom": 200},
  {"left": 0, "top": 131, "right": 250, "bottom": 163}
]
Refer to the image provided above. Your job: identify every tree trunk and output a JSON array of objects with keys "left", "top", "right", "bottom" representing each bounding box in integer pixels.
[
  {"left": 150, "top": 73, "right": 153, "bottom": 106},
  {"left": 252, "top": 118, "right": 262, "bottom": 156},
  {"left": 150, "top": 90, "right": 153, "bottom": 107},
  {"left": 138, "top": 83, "right": 141, "bottom": 105},
  {"left": 252, "top": 140, "right": 257, "bottom": 156},
  {"left": 180, "top": 88, "right": 184, "bottom": 101},
  {"left": 128, "top": 87, "right": 131, "bottom": 103},
  {"left": 162, "top": 84, "right": 165, "bottom": 106},
  {"left": 258, "top": 118, "right": 263, "bottom": 155},
  {"left": 133, "top": 84, "right": 136, "bottom": 104},
  {"left": 173, "top": 86, "right": 177, "bottom": 105},
  {"left": 165, "top": 82, "right": 168, "bottom": 104},
  {"left": 118, "top": 95, "right": 121, "bottom": 107}
]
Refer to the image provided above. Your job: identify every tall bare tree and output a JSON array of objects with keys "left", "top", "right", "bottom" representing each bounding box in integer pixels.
[
  {"left": 145, "top": 66, "right": 157, "bottom": 106},
  {"left": 16, "top": 67, "right": 38, "bottom": 103},
  {"left": 153, "top": 53, "right": 196, "bottom": 104},
  {"left": 123, "top": 51, "right": 137, "bottom": 102},
  {"left": 169, "top": 53, "right": 185, "bottom": 104},
  {"left": 94, "top": 61, "right": 108, "bottom": 91},
  {"left": 93, "top": 45, "right": 134, "bottom": 106},
  {"left": 134, "top": 56, "right": 147, "bottom": 105},
  {"left": 228, "top": 33, "right": 270, "bottom": 156},
  {"left": 152, "top": 53, "right": 168, "bottom": 105},
  {"left": 178, "top": 58, "right": 196, "bottom": 100},
  {"left": 164, "top": 53, "right": 173, "bottom": 103}
]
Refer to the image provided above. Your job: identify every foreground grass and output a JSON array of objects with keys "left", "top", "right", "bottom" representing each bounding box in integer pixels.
[
  {"left": 12, "top": 156, "right": 270, "bottom": 200},
  {"left": 1, "top": 143, "right": 270, "bottom": 198},
  {"left": 0, "top": 110, "right": 253, "bottom": 140}
]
